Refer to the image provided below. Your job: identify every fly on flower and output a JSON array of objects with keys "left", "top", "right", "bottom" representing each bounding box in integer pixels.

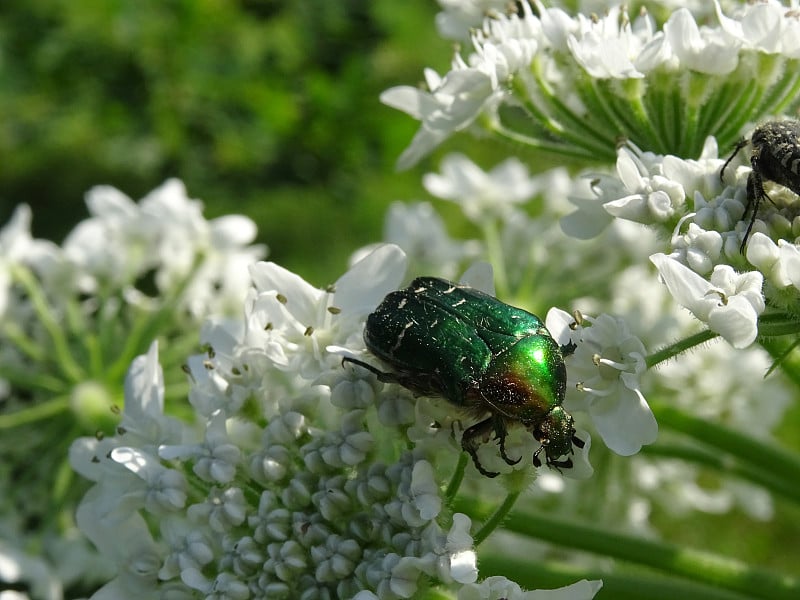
[
  {"left": 721, "top": 119, "right": 800, "bottom": 252},
  {"left": 343, "top": 276, "right": 583, "bottom": 477}
]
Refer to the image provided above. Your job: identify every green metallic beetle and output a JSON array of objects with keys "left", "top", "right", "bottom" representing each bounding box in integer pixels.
[{"left": 344, "top": 276, "right": 581, "bottom": 477}]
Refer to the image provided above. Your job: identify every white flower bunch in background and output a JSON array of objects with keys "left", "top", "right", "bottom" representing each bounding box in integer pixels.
[
  {"left": 384, "top": 1, "right": 800, "bottom": 169},
  {"left": 0, "top": 180, "right": 264, "bottom": 597}
]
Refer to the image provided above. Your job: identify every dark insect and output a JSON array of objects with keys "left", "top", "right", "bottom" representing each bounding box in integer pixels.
[
  {"left": 343, "top": 276, "right": 582, "bottom": 477},
  {"left": 720, "top": 119, "right": 800, "bottom": 252}
]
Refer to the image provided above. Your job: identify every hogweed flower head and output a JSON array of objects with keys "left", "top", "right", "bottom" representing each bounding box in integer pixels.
[
  {"left": 65, "top": 243, "right": 614, "bottom": 598},
  {"left": 0, "top": 180, "right": 265, "bottom": 597},
  {"left": 383, "top": 1, "right": 800, "bottom": 168}
]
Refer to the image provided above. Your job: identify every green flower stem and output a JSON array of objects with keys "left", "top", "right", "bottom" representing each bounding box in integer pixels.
[
  {"left": 621, "top": 77, "right": 667, "bottom": 153},
  {"left": 757, "top": 312, "right": 800, "bottom": 337},
  {"left": 490, "top": 121, "right": 599, "bottom": 162},
  {"left": 527, "top": 74, "right": 618, "bottom": 159},
  {"left": 106, "top": 255, "right": 204, "bottom": 382},
  {"left": 481, "top": 220, "right": 508, "bottom": 298},
  {"left": 645, "top": 329, "right": 718, "bottom": 369},
  {"left": 695, "top": 80, "right": 744, "bottom": 151},
  {"left": 652, "top": 403, "right": 800, "bottom": 494},
  {"left": 641, "top": 442, "right": 800, "bottom": 505},
  {"left": 454, "top": 496, "right": 799, "bottom": 599},
  {"left": 471, "top": 489, "right": 521, "bottom": 547},
  {"left": 2, "top": 320, "right": 46, "bottom": 363},
  {"left": 0, "top": 363, "right": 67, "bottom": 394},
  {"left": 760, "top": 337, "right": 800, "bottom": 387},
  {"left": 754, "top": 56, "right": 800, "bottom": 118},
  {"left": 0, "top": 394, "right": 70, "bottom": 429},
  {"left": 12, "top": 265, "right": 85, "bottom": 383},
  {"left": 711, "top": 78, "right": 761, "bottom": 149},
  {"left": 581, "top": 78, "right": 643, "bottom": 146},
  {"left": 444, "top": 452, "right": 468, "bottom": 505},
  {"left": 478, "top": 554, "right": 755, "bottom": 600}
]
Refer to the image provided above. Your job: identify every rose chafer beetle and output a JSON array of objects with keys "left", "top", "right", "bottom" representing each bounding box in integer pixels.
[
  {"left": 721, "top": 118, "right": 800, "bottom": 252},
  {"left": 344, "top": 276, "right": 582, "bottom": 477}
]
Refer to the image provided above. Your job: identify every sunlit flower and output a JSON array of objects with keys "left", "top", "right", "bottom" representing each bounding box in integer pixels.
[
  {"left": 663, "top": 8, "right": 740, "bottom": 75},
  {"left": 714, "top": 0, "right": 800, "bottom": 58},
  {"left": 567, "top": 6, "right": 667, "bottom": 78},
  {"left": 422, "top": 154, "right": 539, "bottom": 222},
  {"left": 380, "top": 67, "right": 496, "bottom": 170},
  {"left": 650, "top": 253, "right": 764, "bottom": 348}
]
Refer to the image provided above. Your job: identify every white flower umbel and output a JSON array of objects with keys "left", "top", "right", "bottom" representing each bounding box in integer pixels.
[
  {"left": 423, "top": 154, "right": 540, "bottom": 223},
  {"left": 69, "top": 246, "right": 495, "bottom": 599},
  {"left": 384, "top": 3, "right": 800, "bottom": 168},
  {"left": 65, "top": 178, "right": 266, "bottom": 317},
  {"left": 0, "top": 181, "right": 266, "bottom": 596},
  {"left": 547, "top": 309, "right": 657, "bottom": 457},
  {"left": 67, "top": 244, "right": 609, "bottom": 598}
]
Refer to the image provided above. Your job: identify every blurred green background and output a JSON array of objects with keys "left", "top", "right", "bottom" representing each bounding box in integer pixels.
[{"left": 0, "top": 0, "right": 464, "bottom": 285}]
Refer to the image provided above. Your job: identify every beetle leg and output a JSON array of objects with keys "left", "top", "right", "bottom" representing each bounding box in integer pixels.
[
  {"left": 532, "top": 444, "right": 544, "bottom": 468},
  {"left": 341, "top": 356, "right": 401, "bottom": 385},
  {"left": 342, "top": 356, "right": 381, "bottom": 374},
  {"left": 740, "top": 170, "right": 766, "bottom": 253},
  {"left": 547, "top": 457, "right": 573, "bottom": 471},
  {"left": 494, "top": 420, "right": 521, "bottom": 467},
  {"left": 559, "top": 340, "right": 577, "bottom": 357},
  {"left": 461, "top": 417, "right": 499, "bottom": 478}
]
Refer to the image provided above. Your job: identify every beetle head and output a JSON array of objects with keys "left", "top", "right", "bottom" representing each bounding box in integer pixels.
[{"left": 532, "top": 406, "right": 576, "bottom": 468}]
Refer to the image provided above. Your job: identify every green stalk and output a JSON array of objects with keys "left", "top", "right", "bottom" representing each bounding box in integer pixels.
[
  {"left": 758, "top": 312, "right": 800, "bottom": 337},
  {"left": 0, "top": 394, "right": 70, "bottom": 429},
  {"left": 490, "top": 121, "right": 599, "bottom": 162},
  {"left": 12, "top": 265, "right": 85, "bottom": 383},
  {"left": 445, "top": 453, "right": 468, "bottom": 505},
  {"left": 481, "top": 220, "right": 508, "bottom": 299},
  {"left": 478, "top": 554, "right": 757, "bottom": 600},
  {"left": 652, "top": 403, "right": 800, "bottom": 490},
  {"left": 641, "top": 443, "right": 800, "bottom": 504},
  {"left": 105, "top": 254, "right": 205, "bottom": 382},
  {"left": 645, "top": 330, "right": 719, "bottom": 369},
  {"left": 472, "top": 489, "right": 521, "bottom": 546},
  {"left": 454, "top": 496, "right": 800, "bottom": 599}
]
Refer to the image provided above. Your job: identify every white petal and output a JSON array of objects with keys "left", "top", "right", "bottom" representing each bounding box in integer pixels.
[
  {"left": 708, "top": 296, "right": 759, "bottom": 348},
  {"left": 650, "top": 253, "right": 714, "bottom": 319},
  {"left": 590, "top": 387, "right": 657, "bottom": 455},
  {"left": 335, "top": 244, "right": 407, "bottom": 315}
]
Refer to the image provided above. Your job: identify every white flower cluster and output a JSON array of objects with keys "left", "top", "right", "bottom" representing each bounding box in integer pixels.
[
  {"left": 68, "top": 245, "right": 488, "bottom": 599},
  {"left": 567, "top": 131, "right": 800, "bottom": 348},
  {"left": 383, "top": 1, "right": 800, "bottom": 168},
  {"left": 64, "top": 178, "right": 266, "bottom": 317},
  {"left": 1, "top": 179, "right": 265, "bottom": 325},
  {"left": 0, "top": 180, "right": 266, "bottom": 597}
]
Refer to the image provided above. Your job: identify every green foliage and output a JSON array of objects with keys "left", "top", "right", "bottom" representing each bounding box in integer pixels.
[{"left": 0, "top": 0, "right": 446, "bottom": 282}]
